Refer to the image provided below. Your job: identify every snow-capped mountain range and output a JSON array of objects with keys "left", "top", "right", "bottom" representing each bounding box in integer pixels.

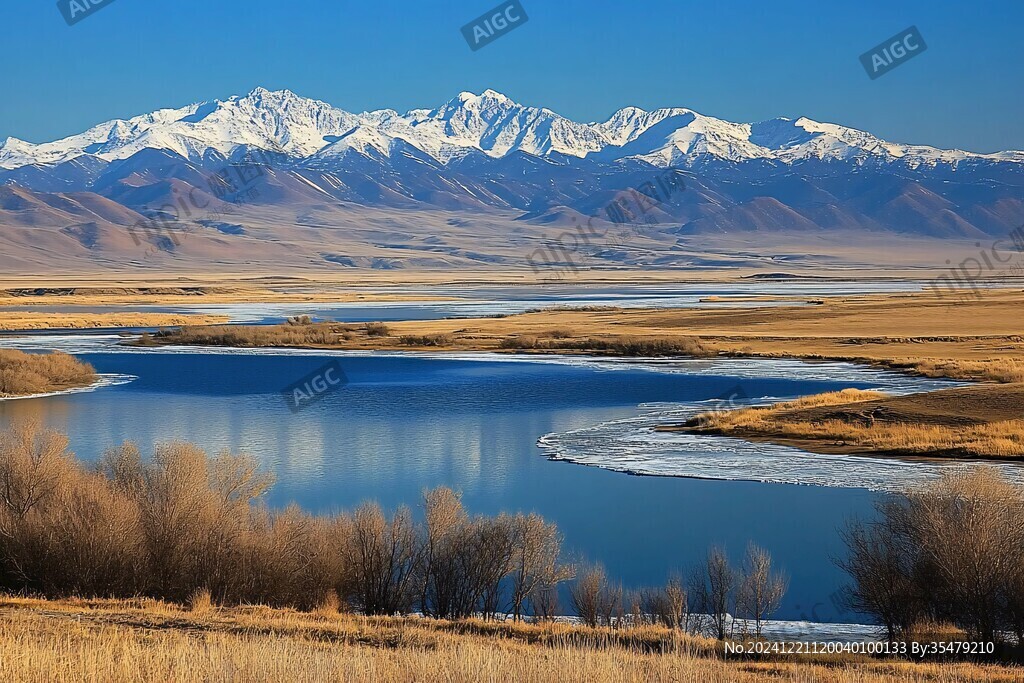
[
  {"left": 3, "top": 87, "right": 1022, "bottom": 170},
  {"left": 1, "top": 87, "right": 1023, "bottom": 273}
]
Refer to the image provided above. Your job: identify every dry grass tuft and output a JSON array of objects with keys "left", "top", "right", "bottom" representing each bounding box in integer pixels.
[
  {"left": 188, "top": 588, "right": 212, "bottom": 615},
  {"left": 314, "top": 590, "right": 341, "bottom": 618},
  {"left": 905, "top": 358, "right": 1024, "bottom": 384}
]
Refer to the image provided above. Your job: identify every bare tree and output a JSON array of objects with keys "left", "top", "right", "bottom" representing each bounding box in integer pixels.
[
  {"left": 691, "top": 547, "right": 737, "bottom": 640},
  {"left": 600, "top": 580, "right": 625, "bottom": 628},
  {"left": 837, "top": 513, "right": 924, "bottom": 640},
  {"left": 345, "top": 502, "right": 421, "bottom": 615},
  {"left": 839, "top": 467, "right": 1024, "bottom": 642},
  {"left": 735, "top": 543, "right": 787, "bottom": 637},
  {"left": 509, "top": 514, "right": 570, "bottom": 621},
  {"left": 419, "top": 487, "right": 467, "bottom": 618},
  {"left": 907, "top": 468, "right": 1024, "bottom": 642},
  {"left": 1005, "top": 560, "right": 1024, "bottom": 644},
  {"left": 467, "top": 515, "right": 517, "bottom": 620},
  {"left": 529, "top": 581, "right": 562, "bottom": 622},
  {"left": 32, "top": 471, "right": 145, "bottom": 597}
]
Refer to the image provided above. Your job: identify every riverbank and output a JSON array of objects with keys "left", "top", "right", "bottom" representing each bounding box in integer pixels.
[
  {"left": 667, "top": 386, "right": 1024, "bottom": 460},
  {"left": 0, "top": 311, "right": 230, "bottom": 331},
  {"left": 139, "top": 288, "right": 1024, "bottom": 460},
  {"left": 0, "top": 596, "right": 1017, "bottom": 682},
  {"left": 135, "top": 288, "right": 1024, "bottom": 378}
]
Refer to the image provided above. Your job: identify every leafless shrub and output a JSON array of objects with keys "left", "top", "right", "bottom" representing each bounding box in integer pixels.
[
  {"left": 28, "top": 471, "right": 145, "bottom": 597},
  {"left": 569, "top": 564, "right": 605, "bottom": 627},
  {"left": 399, "top": 334, "right": 454, "bottom": 347},
  {"left": 508, "top": 513, "right": 572, "bottom": 621},
  {"left": 242, "top": 505, "right": 340, "bottom": 609},
  {"left": 418, "top": 488, "right": 534, "bottom": 620},
  {"left": 364, "top": 322, "right": 391, "bottom": 337},
  {"left": 136, "top": 332, "right": 158, "bottom": 346},
  {"left": 840, "top": 467, "right": 1024, "bottom": 643},
  {"left": 0, "top": 421, "right": 76, "bottom": 522},
  {"left": 570, "top": 564, "right": 622, "bottom": 628},
  {"left": 640, "top": 575, "right": 688, "bottom": 630},
  {"left": 837, "top": 513, "right": 925, "bottom": 640},
  {"left": 150, "top": 324, "right": 338, "bottom": 348},
  {"left": 529, "top": 582, "right": 561, "bottom": 622},
  {"left": 540, "top": 329, "right": 574, "bottom": 339},
  {"left": 549, "top": 336, "right": 710, "bottom": 357},
  {"left": 499, "top": 335, "right": 710, "bottom": 357},
  {"left": 499, "top": 335, "right": 539, "bottom": 350}
]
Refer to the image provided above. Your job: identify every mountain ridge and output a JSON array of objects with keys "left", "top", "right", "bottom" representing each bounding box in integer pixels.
[
  {"left": 1, "top": 87, "right": 1022, "bottom": 273},
  {"left": 3, "top": 87, "right": 1022, "bottom": 171}
]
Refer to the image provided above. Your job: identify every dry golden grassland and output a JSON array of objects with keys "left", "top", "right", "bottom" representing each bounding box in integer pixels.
[
  {"left": 679, "top": 388, "right": 1024, "bottom": 459},
  {"left": 0, "top": 350, "right": 96, "bottom": 397},
  {"left": 0, "top": 597, "right": 1020, "bottom": 683},
  {"left": 0, "top": 311, "right": 230, "bottom": 331}
]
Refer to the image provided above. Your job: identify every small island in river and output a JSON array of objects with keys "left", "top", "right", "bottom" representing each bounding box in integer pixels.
[{"left": 0, "top": 350, "right": 97, "bottom": 398}]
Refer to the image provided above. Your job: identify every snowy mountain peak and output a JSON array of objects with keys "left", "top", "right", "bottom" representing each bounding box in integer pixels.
[
  {"left": 453, "top": 89, "right": 513, "bottom": 104},
  {"left": 247, "top": 85, "right": 279, "bottom": 97},
  {"left": 480, "top": 88, "right": 512, "bottom": 101},
  {"left": 0, "top": 87, "right": 1020, "bottom": 171}
]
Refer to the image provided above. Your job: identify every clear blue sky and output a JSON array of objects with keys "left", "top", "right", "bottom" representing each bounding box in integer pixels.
[{"left": 1, "top": 0, "right": 1021, "bottom": 152}]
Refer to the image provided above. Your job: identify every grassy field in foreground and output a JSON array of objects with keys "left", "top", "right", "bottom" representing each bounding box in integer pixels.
[
  {"left": 0, "top": 597, "right": 1020, "bottom": 683},
  {"left": 674, "top": 387, "right": 1024, "bottom": 459}
]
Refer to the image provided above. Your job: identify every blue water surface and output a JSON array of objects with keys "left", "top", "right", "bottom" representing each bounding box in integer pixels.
[{"left": 0, "top": 351, "right": 879, "bottom": 622}]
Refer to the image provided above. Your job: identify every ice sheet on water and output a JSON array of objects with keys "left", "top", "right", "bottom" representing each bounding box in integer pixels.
[
  {"left": 536, "top": 395, "right": 1024, "bottom": 492},
  {"left": 759, "top": 619, "right": 881, "bottom": 643}
]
